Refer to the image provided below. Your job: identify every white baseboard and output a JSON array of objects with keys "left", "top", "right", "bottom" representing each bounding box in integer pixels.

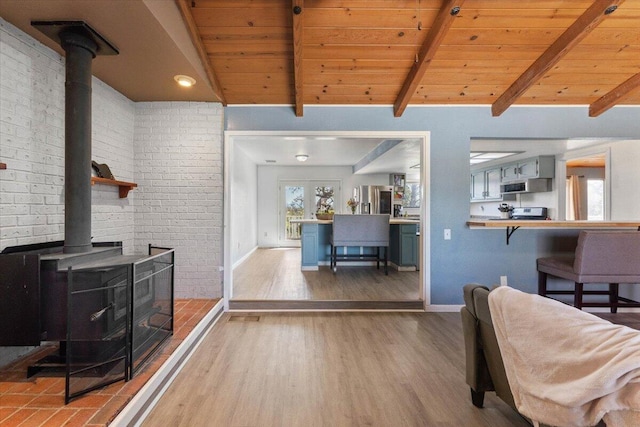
[
  {"left": 111, "top": 299, "right": 225, "bottom": 427},
  {"left": 424, "top": 304, "right": 464, "bottom": 312},
  {"left": 584, "top": 307, "right": 640, "bottom": 313},
  {"left": 232, "top": 246, "right": 258, "bottom": 270}
]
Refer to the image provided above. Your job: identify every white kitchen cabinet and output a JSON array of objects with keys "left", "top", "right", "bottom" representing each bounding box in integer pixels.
[
  {"left": 501, "top": 155, "right": 555, "bottom": 183},
  {"left": 471, "top": 167, "right": 506, "bottom": 201}
]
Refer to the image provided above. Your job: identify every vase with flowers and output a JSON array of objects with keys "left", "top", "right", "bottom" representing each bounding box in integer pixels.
[{"left": 347, "top": 198, "right": 358, "bottom": 214}]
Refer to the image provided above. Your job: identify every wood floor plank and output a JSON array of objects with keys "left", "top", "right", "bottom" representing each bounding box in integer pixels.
[
  {"left": 142, "top": 312, "right": 529, "bottom": 427},
  {"left": 232, "top": 248, "right": 420, "bottom": 301}
]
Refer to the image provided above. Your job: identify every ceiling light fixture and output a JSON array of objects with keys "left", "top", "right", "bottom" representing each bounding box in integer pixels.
[
  {"left": 174, "top": 75, "right": 196, "bottom": 87},
  {"left": 295, "top": 154, "right": 309, "bottom": 162}
]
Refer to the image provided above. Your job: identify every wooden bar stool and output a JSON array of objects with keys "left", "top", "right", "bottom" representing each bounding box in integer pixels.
[{"left": 537, "top": 230, "right": 640, "bottom": 313}]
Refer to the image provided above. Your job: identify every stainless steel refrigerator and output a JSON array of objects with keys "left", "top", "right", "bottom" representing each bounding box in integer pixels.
[{"left": 358, "top": 185, "right": 393, "bottom": 215}]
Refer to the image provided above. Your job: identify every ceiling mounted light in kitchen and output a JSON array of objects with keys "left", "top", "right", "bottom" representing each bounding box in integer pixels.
[
  {"left": 470, "top": 151, "right": 520, "bottom": 165},
  {"left": 295, "top": 154, "right": 309, "bottom": 162}
]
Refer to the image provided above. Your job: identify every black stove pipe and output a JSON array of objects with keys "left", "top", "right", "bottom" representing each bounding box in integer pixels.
[{"left": 60, "top": 31, "right": 97, "bottom": 254}]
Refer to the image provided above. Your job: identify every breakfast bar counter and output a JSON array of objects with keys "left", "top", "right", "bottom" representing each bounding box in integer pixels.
[
  {"left": 291, "top": 218, "right": 420, "bottom": 271},
  {"left": 467, "top": 219, "right": 640, "bottom": 244}
]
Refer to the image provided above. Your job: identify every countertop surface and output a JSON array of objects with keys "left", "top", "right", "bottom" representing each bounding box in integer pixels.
[
  {"left": 291, "top": 218, "right": 420, "bottom": 225},
  {"left": 467, "top": 219, "right": 640, "bottom": 228}
]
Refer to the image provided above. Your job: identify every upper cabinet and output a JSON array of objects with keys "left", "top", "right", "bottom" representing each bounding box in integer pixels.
[
  {"left": 471, "top": 155, "right": 555, "bottom": 202},
  {"left": 471, "top": 167, "right": 515, "bottom": 202},
  {"left": 501, "top": 155, "right": 555, "bottom": 183}
]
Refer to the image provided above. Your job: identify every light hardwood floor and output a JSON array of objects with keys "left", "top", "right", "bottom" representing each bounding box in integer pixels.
[
  {"left": 142, "top": 312, "right": 529, "bottom": 427},
  {"left": 232, "top": 248, "right": 420, "bottom": 301}
]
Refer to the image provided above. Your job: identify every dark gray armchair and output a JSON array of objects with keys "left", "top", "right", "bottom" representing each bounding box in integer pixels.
[{"left": 461, "top": 283, "right": 607, "bottom": 427}]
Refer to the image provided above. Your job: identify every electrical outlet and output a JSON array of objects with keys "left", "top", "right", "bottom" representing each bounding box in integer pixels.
[
  {"left": 444, "top": 229, "right": 451, "bottom": 240},
  {"left": 500, "top": 276, "right": 508, "bottom": 286}
]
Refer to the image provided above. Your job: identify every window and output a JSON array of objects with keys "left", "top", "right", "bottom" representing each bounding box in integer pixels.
[
  {"left": 280, "top": 180, "right": 340, "bottom": 246},
  {"left": 315, "top": 186, "right": 335, "bottom": 213},
  {"left": 587, "top": 179, "right": 604, "bottom": 220},
  {"left": 402, "top": 182, "right": 421, "bottom": 208},
  {"left": 284, "top": 186, "right": 305, "bottom": 241}
]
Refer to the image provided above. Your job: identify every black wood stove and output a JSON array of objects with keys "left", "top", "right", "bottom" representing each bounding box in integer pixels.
[{"left": 0, "top": 241, "right": 175, "bottom": 403}]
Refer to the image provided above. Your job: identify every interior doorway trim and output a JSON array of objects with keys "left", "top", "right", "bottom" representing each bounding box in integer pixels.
[
  {"left": 558, "top": 146, "right": 611, "bottom": 221},
  {"left": 223, "top": 130, "right": 431, "bottom": 311}
]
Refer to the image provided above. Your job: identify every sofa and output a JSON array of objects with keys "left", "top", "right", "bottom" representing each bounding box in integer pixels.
[
  {"left": 461, "top": 284, "right": 521, "bottom": 415},
  {"left": 460, "top": 284, "right": 640, "bottom": 427}
]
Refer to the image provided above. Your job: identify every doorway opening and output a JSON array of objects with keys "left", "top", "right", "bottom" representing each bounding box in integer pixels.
[
  {"left": 223, "top": 131, "right": 430, "bottom": 310},
  {"left": 562, "top": 150, "right": 610, "bottom": 221}
]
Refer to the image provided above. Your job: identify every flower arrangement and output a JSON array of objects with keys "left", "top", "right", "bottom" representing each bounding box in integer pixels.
[
  {"left": 347, "top": 198, "right": 358, "bottom": 214},
  {"left": 315, "top": 206, "right": 334, "bottom": 220},
  {"left": 498, "top": 203, "right": 513, "bottom": 213},
  {"left": 498, "top": 203, "right": 513, "bottom": 218}
]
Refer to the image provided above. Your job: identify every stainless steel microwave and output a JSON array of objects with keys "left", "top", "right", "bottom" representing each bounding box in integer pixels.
[{"left": 500, "top": 178, "right": 551, "bottom": 194}]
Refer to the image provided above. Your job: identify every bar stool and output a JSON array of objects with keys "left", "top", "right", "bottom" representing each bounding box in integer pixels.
[{"left": 537, "top": 230, "right": 640, "bottom": 313}]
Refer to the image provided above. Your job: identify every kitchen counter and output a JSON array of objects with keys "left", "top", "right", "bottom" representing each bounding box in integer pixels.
[
  {"left": 291, "top": 218, "right": 419, "bottom": 225},
  {"left": 467, "top": 219, "right": 640, "bottom": 244},
  {"left": 292, "top": 218, "right": 419, "bottom": 271}
]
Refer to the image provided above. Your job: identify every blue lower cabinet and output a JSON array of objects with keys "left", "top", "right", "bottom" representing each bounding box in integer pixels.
[
  {"left": 300, "top": 222, "right": 417, "bottom": 270},
  {"left": 390, "top": 224, "right": 418, "bottom": 269},
  {"left": 301, "top": 223, "right": 319, "bottom": 268}
]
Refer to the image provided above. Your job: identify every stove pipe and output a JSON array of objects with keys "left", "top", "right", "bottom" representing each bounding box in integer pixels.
[
  {"left": 60, "top": 31, "right": 97, "bottom": 254},
  {"left": 31, "top": 21, "right": 118, "bottom": 254}
]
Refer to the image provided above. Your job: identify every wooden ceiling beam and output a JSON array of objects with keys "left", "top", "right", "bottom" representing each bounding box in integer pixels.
[
  {"left": 292, "top": 0, "right": 304, "bottom": 117},
  {"left": 175, "top": 0, "right": 227, "bottom": 105},
  {"left": 589, "top": 72, "right": 640, "bottom": 117},
  {"left": 393, "top": 0, "right": 465, "bottom": 118},
  {"left": 491, "top": 0, "right": 624, "bottom": 117}
]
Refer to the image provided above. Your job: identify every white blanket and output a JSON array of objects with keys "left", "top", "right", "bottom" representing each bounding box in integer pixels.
[{"left": 488, "top": 286, "right": 640, "bottom": 427}]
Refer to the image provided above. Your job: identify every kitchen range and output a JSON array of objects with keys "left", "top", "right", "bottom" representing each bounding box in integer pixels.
[{"left": 493, "top": 205, "right": 549, "bottom": 220}]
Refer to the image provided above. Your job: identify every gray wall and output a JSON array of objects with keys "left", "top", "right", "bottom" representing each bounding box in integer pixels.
[{"left": 225, "top": 105, "right": 640, "bottom": 304}]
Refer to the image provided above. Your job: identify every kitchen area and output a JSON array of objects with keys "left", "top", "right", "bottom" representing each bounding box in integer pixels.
[
  {"left": 467, "top": 139, "right": 640, "bottom": 244},
  {"left": 228, "top": 133, "right": 427, "bottom": 308},
  {"left": 293, "top": 173, "right": 421, "bottom": 272}
]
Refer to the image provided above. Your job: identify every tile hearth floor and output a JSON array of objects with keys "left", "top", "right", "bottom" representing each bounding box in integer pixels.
[{"left": 0, "top": 299, "right": 219, "bottom": 427}]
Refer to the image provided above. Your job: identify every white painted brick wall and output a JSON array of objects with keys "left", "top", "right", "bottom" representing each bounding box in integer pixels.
[
  {"left": 134, "top": 102, "right": 224, "bottom": 298},
  {"left": 0, "top": 19, "right": 65, "bottom": 247},
  {"left": 91, "top": 79, "right": 136, "bottom": 253},
  {"left": 0, "top": 18, "right": 135, "bottom": 252},
  {"left": 0, "top": 19, "right": 224, "bottom": 366}
]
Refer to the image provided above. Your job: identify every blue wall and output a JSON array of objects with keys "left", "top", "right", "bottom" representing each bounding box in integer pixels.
[{"left": 225, "top": 105, "right": 640, "bottom": 304}]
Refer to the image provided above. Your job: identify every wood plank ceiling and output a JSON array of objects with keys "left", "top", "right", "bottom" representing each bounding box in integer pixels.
[{"left": 180, "top": 0, "right": 640, "bottom": 117}]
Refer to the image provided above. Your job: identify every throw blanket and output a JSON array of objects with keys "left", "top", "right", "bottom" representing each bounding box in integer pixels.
[{"left": 488, "top": 286, "right": 640, "bottom": 427}]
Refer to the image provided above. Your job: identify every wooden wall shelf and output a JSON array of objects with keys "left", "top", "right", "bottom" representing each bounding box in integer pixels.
[{"left": 91, "top": 176, "right": 137, "bottom": 198}]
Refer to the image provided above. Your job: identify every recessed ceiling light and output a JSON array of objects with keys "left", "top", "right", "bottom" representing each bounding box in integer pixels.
[
  {"left": 295, "top": 154, "right": 309, "bottom": 162},
  {"left": 174, "top": 75, "right": 196, "bottom": 87}
]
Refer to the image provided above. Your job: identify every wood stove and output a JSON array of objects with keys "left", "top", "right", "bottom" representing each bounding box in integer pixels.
[{"left": 0, "top": 242, "right": 175, "bottom": 403}]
